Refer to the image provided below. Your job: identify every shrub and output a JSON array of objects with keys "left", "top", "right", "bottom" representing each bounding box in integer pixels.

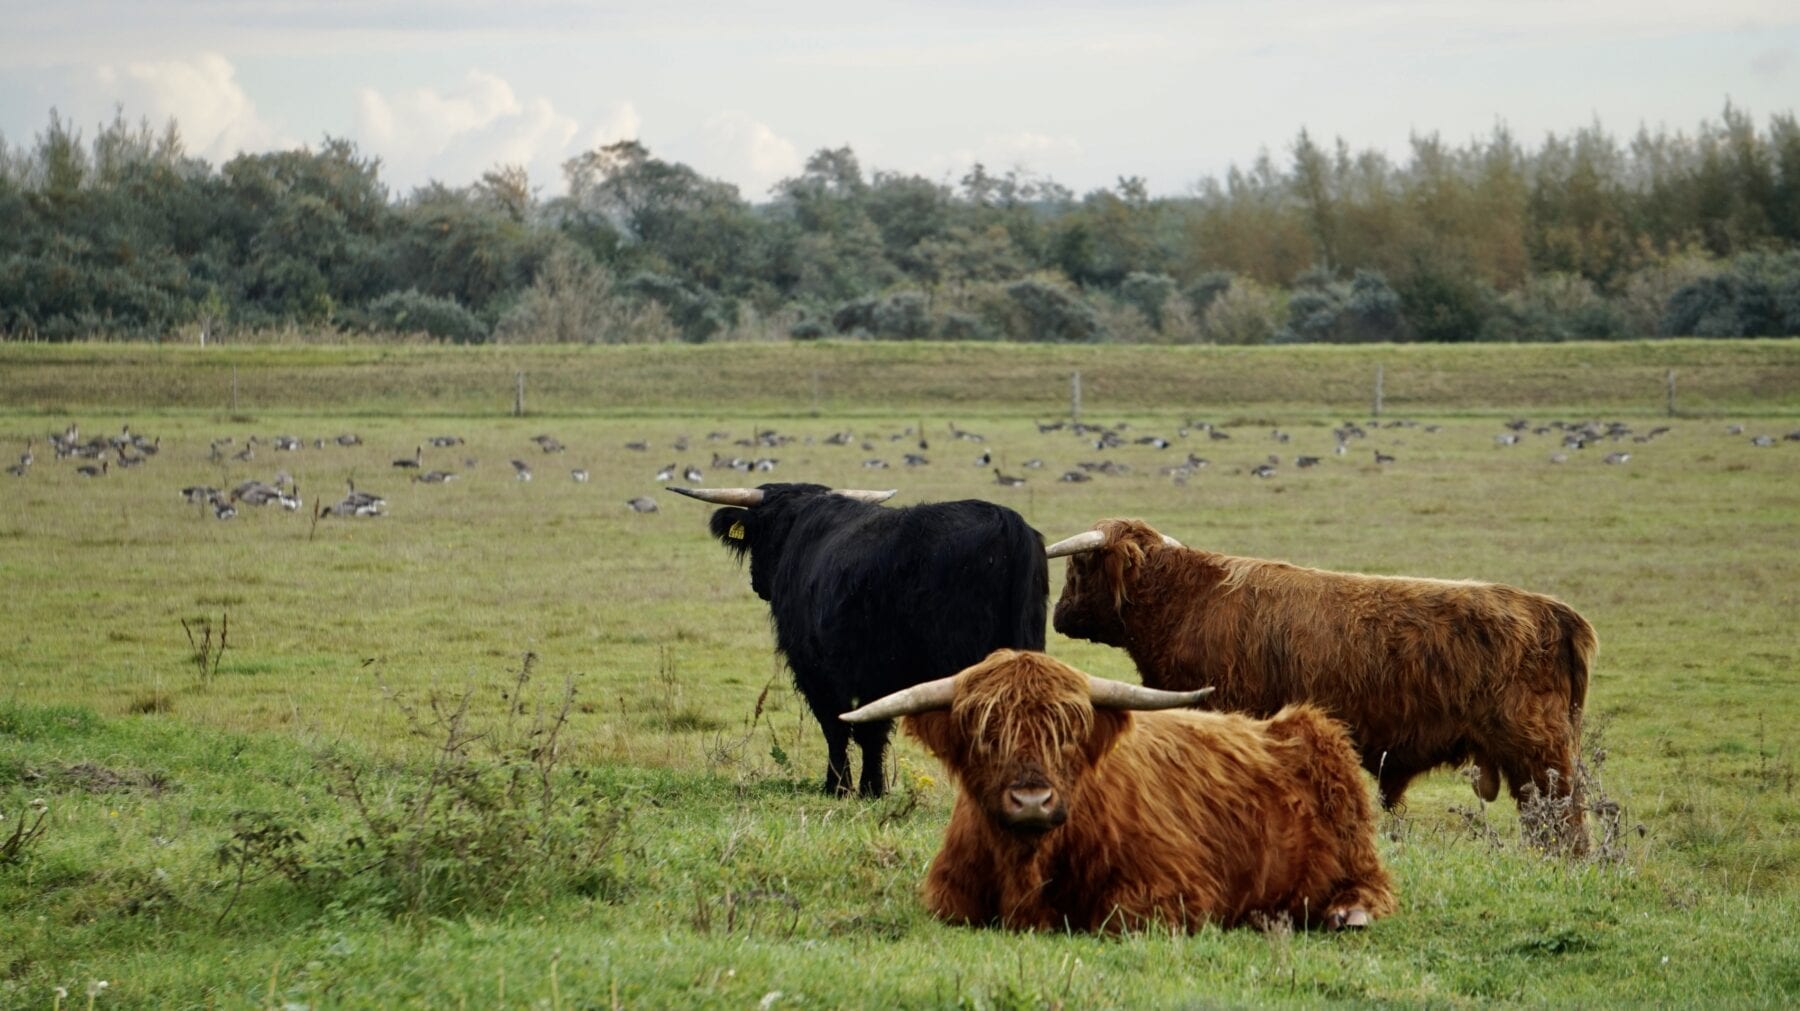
[
  {"left": 1004, "top": 278, "right": 1104, "bottom": 343},
  {"left": 1118, "top": 271, "right": 1177, "bottom": 331},
  {"left": 363, "top": 289, "right": 489, "bottom": 344}
]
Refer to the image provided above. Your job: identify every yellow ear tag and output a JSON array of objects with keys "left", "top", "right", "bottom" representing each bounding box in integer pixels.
[{"left": 728, "top": 521, "right": 746, "bottom": 540}]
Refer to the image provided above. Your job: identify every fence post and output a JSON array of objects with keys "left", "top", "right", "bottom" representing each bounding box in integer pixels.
[
  {"left": 514, "top": 371, "right": 525, "bottom": 417},
  {"left": 231, "top": 365, "right": 238, "bottom": 412},
  {"left": 1665, "top": 369, "right": 1676, "bottom": 417},
  {"left": 812, "top": 369, "right": 821, "bottom": 417},
  {"left": 1372, "top": 363, "right": 1384, "bottom": 418},
  {"left": 1071, "top": 370, "right": 1082, "bottom": 422}
]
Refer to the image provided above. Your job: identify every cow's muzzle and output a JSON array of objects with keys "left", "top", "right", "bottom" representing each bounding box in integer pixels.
[{"left": 1002, "top": 786, "right": 1065, "bottom": 832}]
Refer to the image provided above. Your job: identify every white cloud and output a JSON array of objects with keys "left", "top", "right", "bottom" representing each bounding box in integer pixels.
[
  {"left": 685, "top": 111, "right": 802, "bottom": 198},
  {"left": 355, "top": 70, "right": 586, "bottom": 193},
  {"left": 93, "top": 53, "right": 287, "bottom": 162}
]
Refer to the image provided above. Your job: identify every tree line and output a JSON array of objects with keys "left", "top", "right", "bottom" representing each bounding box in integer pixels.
[{"left": 2, "top": 103, "right": 1797, "bottom": 344}]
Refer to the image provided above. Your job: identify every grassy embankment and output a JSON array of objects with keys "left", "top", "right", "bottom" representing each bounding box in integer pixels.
[{"left": 0, "top": 340, "right": 1796, "bottom": 1007}]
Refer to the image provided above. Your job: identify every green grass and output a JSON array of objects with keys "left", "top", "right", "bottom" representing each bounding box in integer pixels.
[{"left": 1, "top": 341, "right": 1797, "bottom": 1007}]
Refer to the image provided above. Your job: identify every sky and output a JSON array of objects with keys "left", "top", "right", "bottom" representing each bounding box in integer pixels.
[{"left": 0, "top": 1, "right": 1795, "bottom": 202}]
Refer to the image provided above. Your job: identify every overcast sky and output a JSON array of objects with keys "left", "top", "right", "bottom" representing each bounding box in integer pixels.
[{"left": 1, "top": 1, "right": 1795, "bottom": 201}]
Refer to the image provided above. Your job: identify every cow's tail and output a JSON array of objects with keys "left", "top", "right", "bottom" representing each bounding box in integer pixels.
[{"left": 1554, "top": 601, "right": 1597, "bottom": 741}]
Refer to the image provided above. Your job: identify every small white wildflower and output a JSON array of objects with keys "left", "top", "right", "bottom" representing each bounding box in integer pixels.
[
  {"left": 30, "top": 797, "right": 47, "bottom": 813},
  {"left": 758, "top": 991, "right": 783, "bottom": 1011},
  {"left": 54, "top": 986, "right": 68, "bottom": 999}
]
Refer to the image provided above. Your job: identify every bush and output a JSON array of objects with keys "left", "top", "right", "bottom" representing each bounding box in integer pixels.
[
  {"left": 1118, "top": 271, "right": 1177, "bottom": 331},
  {"left": 625, "top": 272, "right": 736, "bottom": 343},
  {"left": 1398, "top": 266, "right": 1491, "bottom": 342},
  {"left": 363, "top": 289, "right": 489, "bottom": 344},
  {"left": 1196, "top": 277, "right": 1283, "bottom": 345},
  {"left": 1661, "top": 251, "right": 1800, "bottom": 337},
  {"left": 217, "top": 655, "right": 629, "bottom": 919},
  {"left": 1004, "top": 278, "right": 1104, "bottom": 342},
  {"left": 1483, "top": 273, "right": 1629, "bottom": 342},
  {"left": 1276, "top": 270, "right": 1405, "bottom": 344}
]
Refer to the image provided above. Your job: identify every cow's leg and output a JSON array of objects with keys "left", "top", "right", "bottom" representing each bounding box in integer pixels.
[
  {"left": 852, "top": 719, "right": 892, "bottom": 798},
  {"left": 1497, "top": 703, "right": 1588, "bottom": 854},
  {"left": 1372, "top": 753, "right": 1423, "bottom": 810}
]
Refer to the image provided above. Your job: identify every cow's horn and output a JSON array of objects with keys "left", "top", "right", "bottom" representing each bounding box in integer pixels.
[
  {"left": 839, "top": 675, "right": 958, "bottom": 722},
  {"left": 1086, "top": 675, "right": 1214, "bottom": 711},
  {"left": 668, "top": 486, "right": 765, "bottom": 506},
  {"left": 1161, "top": 534, "right": 1184, "bottom": 548},
  {"left": 1045, "top": 530, "right": 1107, "bottom": 558},
  {"left": 833, "top": 488, "right": 898, "bottom": 503}
]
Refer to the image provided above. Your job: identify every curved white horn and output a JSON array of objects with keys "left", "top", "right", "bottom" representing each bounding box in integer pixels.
[
  {"left": 833, "top": 488, "right": 898, "bottom": 503},
  {"left": 1086, "top": 676, "right": 1213, "bottom": 711},
  {"left": 840, "top": 675, "right": 958, "bottom": 722},
  {"left": 1045, "top": 530, "right": 1107, "bottom": 558},
  {"left": 668, "top": 486, "right": 765, "bottom": 506},
  {"left": 1161, "top": 534, "right": 1184, "bottom": 548}
]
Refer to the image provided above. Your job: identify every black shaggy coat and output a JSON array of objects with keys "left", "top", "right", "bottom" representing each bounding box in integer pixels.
[{"left": 709, "top": 483, "right": 1048, "bottom": 796}]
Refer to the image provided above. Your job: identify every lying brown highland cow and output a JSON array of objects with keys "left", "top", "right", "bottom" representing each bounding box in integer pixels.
[
  {"left": 1047, "top": 519, "right": 1596, "bottom": 850},
  {"left": 842, "top": 648, "right": 1396, "bottom": 932}
]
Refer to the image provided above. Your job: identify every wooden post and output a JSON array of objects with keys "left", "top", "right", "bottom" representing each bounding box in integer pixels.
[
  {"left": 811, "top": 369, "right": 821, "bottom": 417},
  {"left": 1372, "top": 364, "right": 1384, "bottom": 418},
  {"left": 514, "top": 371, "right": 525, "bottom": 417},
  {"left": 1665, "top": 369, "right": 1676, "bottom": 417},
  {"left": 1071, "top": 371, "right": 1082, "bottom": 422},
  {"left": 231, "top": 366, "right": 238, "bottom": 412}
]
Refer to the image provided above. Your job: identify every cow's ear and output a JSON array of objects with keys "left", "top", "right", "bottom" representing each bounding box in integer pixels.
[
  {"left": 902, "top": 712, "right": 961, "bottom": 763},
  {"left": 1083, "top": 709, "right": 1131, "bottom": 765},
  {"left": 709, "top": 507, "right": 752, "bottom": 558}
]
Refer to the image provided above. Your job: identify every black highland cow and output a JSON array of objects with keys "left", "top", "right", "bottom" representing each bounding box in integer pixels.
[{"left": 674, "top": 483, "right": 1049, "bottom": 796}]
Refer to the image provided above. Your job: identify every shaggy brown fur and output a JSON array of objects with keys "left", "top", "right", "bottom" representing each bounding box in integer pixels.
[
  {"left": 1053, "top": 519, "right": 1597, "bottom": 850},
  {"left": 903, "top": 649, "right": 1396, "bottom": 932}
]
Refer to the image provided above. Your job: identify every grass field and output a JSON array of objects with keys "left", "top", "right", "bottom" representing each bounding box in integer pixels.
[{"left": 1, "top": 340, "right": 1797, "bottom": 1008}]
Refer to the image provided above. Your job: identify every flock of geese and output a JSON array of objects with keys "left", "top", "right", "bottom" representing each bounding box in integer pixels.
[{"left": 6, "top": 418, "right": 1794, "bottom": 521}]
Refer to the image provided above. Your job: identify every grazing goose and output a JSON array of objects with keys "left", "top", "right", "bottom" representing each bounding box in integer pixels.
[
  {"left": 655, "top": 464, "right": 676, "bottom": 482},
  {"left": 326, "top": 480, "right": 387, "bottom": 517},
  {"left": 862, "top": 459, "right": 890, "bottom": 469},
  {"left": 1022, "top": 458, "right": 1043, "bottom": 469},
  {"left": 682, "top": 464, "right": 703, "bottom": 482},
  {"left": 621, "top": 439, "right": 646, "bottom": 453},
  {"left": 210, "top": 494, "right": 237, "bottom": 520},
  {"left": 753, "top": 458, "right": 778, "bottom": 472},
  {"left": 571, "top": 468, "right": 590, "bottom": 483},
  {"left": 19, "top": 440, "right": 36, "bottom": 468},
  {"left": 427, "top": 435, "right": 464, "bottom": 447},
  {"left": 415, "top": 470, "right": 457, "bottom": 484},
  {"left": 1725, "top": 423, "right": 1744, "bottom": 435},
  {"left": 231, "top": 480, "right": 283, "bottom": 506},
  {"left": 1058, "top": 470, "right": 1092, "bottom": 483},
  {"left": 902, "top": 454, "right": 929, "bottom": 467},
  {"left": 1494, "top": 433, "right": 1520, "bottom": 446},
  {"left": 1603, "top": 451, "right": 1630, "bottom": 464},
  {"left": 76, "top": 459, "right": 109, "bottom": 477},
  {"left": 1373, "top": 450, "right": 1396, "bottom": 464},
  {"left": 973, "top": 450, "right": 991, "bottom": 467},
  {"left": 1295, "top": 455, "right": 1321, "bottom": 468},
  {"left": 181, "top": 485, "right": 219, "bottom": 504},
  {"left": 1136, "top": 436, "right": 1171, "bottom": 449},
  {"left": 1269, "top": 430, "right": 1289, "bottom": 444},
  {"left": 393, "top": 446, "right": 422, "bottom": 469},
  {"left": 1208, "top": 429, "right": 1232, "bottom": 441},
  {"left": 535, "top": 435, "right": 568, "bottom": 453},
  {"left": 625, "top": 496, "right": 658, "bottom": 513},
  {"left": 1549, "top": 452, "right": 1569, "bottom": 464},
  {"left": 115, "top": 450, "right": 145, "bottom": 468},
  {"left": 335, "top": 433, "right": 362, "bottom": 446},
  {"left": 4, "top": 462, "right": 25, "bottom": 477},
  {"left": 1750, "top": 435, "right": 1776, "bottom": 447},
  {"left": 672, "top": 435, "right": 690, "bottom": 451},
  {"left": 511, "top": 459, "right": 533, "bottom": 481},
  {"left": 1251, "top": 463, "right": 1278, "bottom": 478},
  {"left": 993, "top": 468, "right": 1026, "bottom": 487},
  {"left": 274, "top": 435, "right": 302, "bottom": 451}
]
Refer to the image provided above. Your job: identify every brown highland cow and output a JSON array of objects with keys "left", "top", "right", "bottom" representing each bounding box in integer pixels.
[
  {"left": 842, "top": 649, "right": 1396, "bottom": 932},
  {"left": 1047, "top": 519, "right": 1596, "bottom": 850}
]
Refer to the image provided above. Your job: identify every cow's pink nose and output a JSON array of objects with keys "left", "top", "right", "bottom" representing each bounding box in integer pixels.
[{"left": 1006, "top": 787, "right": 1056, "bottom": 819}]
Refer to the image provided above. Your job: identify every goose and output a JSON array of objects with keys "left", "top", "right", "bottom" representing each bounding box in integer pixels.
[
  {"left": 181, "top": 485, "right": 219, "bottom": 504},
  {"left": 973, "top": 450, "right": 990, "bottom": 467},
  {"left": 1058, "top": 470, "right": 1092, "bottom": 483},
  {"left": 672, "top": 435, "right": 690, "bottom": 451},
  {"left": 533, "top": 435, "right": 567, "bottom": 453},
  {"left": 753, "top": 458, "right": 778, "bottom": 472},
  {"left": 1750, "top": 435, "right": 1776, "bottom": 447},
  {"left": 862, "top": 459, "right": 890, "bottom": 469},
  {"left": 276, "top": 484, "right": 302, "bottom": 511},
  {"left": 1725, "top": 423, "right": 1745, "bottom": 435},
  {"left": 274, "top": 435, "right": 302, "bottom": 451},
  {"left": 1494, "top": 433, "right": 1520, "bottom": 446},
  {"left": 682, "top": 465, "right": 703, "bottom": 482},
  {"left": 1549, "top": 452, "right": 1569, "bottom": 464},
  {"left": 338, "top": 480, "right": 387, "bottom": 516},
  {"left": 1269, "top": 430, "right": 1289, "bottom": 444},
  {"left": 415, "top": 470, "right": 457, "bottom": 484},
  {"left": 1373, "top": 450, "right": 1396, "bottom": 464},
  {"left": 427, "top": 435, "right": 464, "bottom": 447},
  {"left": 76, "top": 459, "right": 109, "bottom": 478},
  {"left": 393, "top": 446, "right": 422, "bottom": 469},
  {"left": 571, "top": 468, "right": 590, "bottom": 483},
  {"left": 1136, "top": 436, "right": 1171, "bottom": 449},
  {"left": 1295, "top": 455, "right": 1321, "bottom": 468},
  {"left": 655, "top": 464, "right": 676, "bottom": 482},
  {"left": 115, "top": 450, "right": 145, "bottom": 468},
  {"left": 511, "top": 459, "right": 533, "bottom": 481},
  {"left": 335, "top": 433, "right": 362, "bottom": 446},
  {"left": 993, "top": 468, "right": 1026, "bottom": 487},
  {"left": 19, "top": 440, "right": 35, "bottom": 468},
  {"left": 210, "top": 494, "right": 237, "bottom": 520},
  {"left": 1251, "top": 463, "right": 1277, "bottom": 478},
  {"left": 1603, "top": 451, "right": 1630, "bottom": 464},
  {"left": 626, "top": 496, "right": 658, "bottom": 513},
  {"left": 1208, "top": 429, "right": 1232, "bottom": 441},
  {"left": 823, "top": 431, "right": 853, "bottom": 446},
  {"left": 620, "top": 439, "right": 646, "bottom": 453},
  {"left": 5, "top": 461, "right": 27, "bottom": 477},
  {"left": 231, "top": 481, "right": 283, "bottom": 506},
  {"left": 903, "top": 453, "right": 929, "bottom": 467}
]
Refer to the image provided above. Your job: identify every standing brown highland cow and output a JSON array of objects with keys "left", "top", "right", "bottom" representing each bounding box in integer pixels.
[
  {"left": 842, "top": 649, "right": 1396, "bottom": 932},
  {"left": 1047, "top": 519, "right": 1596, "bottom": 851}
]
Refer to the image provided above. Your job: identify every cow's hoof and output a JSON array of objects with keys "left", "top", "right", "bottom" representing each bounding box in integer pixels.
[{"left": 1324, "top": 907, "right": 1370, "bottom": 931}]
